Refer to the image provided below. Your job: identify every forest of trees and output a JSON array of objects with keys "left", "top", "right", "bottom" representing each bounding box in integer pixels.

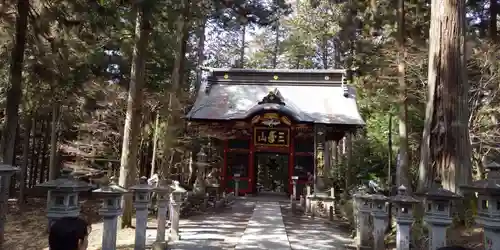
[{"left": 0, "top": 0, "right": 499, "bottom": 233}]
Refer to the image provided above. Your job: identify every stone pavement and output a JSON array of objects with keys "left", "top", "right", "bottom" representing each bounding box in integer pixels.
[
  {"left": 167, "top": 198, "right": 354, "bottom": 250},
  {"left": 235, "top": 202, "right": 291, "bottom": 250},
  {"left": 166, "top": 200, "right": 256, "bottom": 250}
]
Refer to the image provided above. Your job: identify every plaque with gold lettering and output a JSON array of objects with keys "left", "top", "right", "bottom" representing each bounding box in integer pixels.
[{"left": 254, "top": 127, "right": 290, "bottom": 147}]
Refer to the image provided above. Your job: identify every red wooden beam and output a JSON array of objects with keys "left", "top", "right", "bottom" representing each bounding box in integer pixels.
[{"left": 249, "top": 131, "right": 255, "bottom": 194}]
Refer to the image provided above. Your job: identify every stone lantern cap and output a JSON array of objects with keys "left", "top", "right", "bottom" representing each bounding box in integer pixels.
[
  {"left": 353, "top": 186, "right": 372, "bottom": 200},
  {"left": 170, "top": 180, "right": 187, "bottom": 194},
  {"left": 93, "top": 176, "right": 128, "bottom": 196},
  {"left": 154, "top": 179, "right": 173, "bottom": 194},
  {"left": 195, "top": 150, "right": 210, "bottom": 167},
  {"left": 417, "top": 178, "right": 462, "bottom": 200},
  {"left": 129, "top": 176, "right": 154, "bottom": 192},
  {"left": 37, "top": 168, "right": 92, "bottom": 192},
  {"left": 370, "top": 193, "right": 389, "bottom": 202},
  {"left": 390, "top": 185, "right": 419, "bottom": 204},
  {"left": 0, "top": 164, "right": 19, "bottom": 175},
  {"left": 207, "top": 183, "right": 220, "bottom": 188},
  {"left": 461, "top": 161, "right": 500, "bottom": 194}
]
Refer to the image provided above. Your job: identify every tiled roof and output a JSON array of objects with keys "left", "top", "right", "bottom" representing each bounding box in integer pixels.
[{"left": 186, "top": 68, "right": 365, "bottom": 126}]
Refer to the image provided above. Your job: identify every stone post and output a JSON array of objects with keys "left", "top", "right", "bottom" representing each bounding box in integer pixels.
[
  {"left": 300, "top": 195, "right": 305, "bottom": 208},
  {"left": 292, "top": 176, "right": 298, "bottom": 199},
  {"left": 193, "top": 149, "right": 209, "bottom": 194},
  {"left": 37, "top": 168, "right": 91, "bottom": 229},
  {"left": 222, "top": 191, "right": 227, "bottom": 205},
  {"left": 203, "top": 193, "right": 209, "bottom": 210},
  {"left": 305, "top": 185, "right": 312, "bottom": 214},
  {"left": 215, "top": 190, "right": 225, "bottom": 209},
  {"left": 152, "top": 179, "right": 172, "bottom": 249},
  {"left": 461, "top": 161, "right": 500, "bottom": 250},
  {"left": 390, "top": 185, "right": 419, "bottom": 250},
  {"left": 215, "top": 183, "right": 221, "bottom": 200},
  {"left": 129, "top": 176, "right": 154, "bottom": 250},
  {"left": 353, "top": 189, "right": 372, "bottom": 250},
  {"left": 0, "top": 164, "right": 19, "bottom": 246},
  {"left": 421, "top": 178, "right": 461, "bottom": 250},
  {"left": 93, "top": 176, "right": 128, "bottom": 250},
  {"left": 329, "top": 187, "right": 336, "bottom": 220},
  {"left": 370, "top": 193, "right": 389, "bottom": 250},
  {"left": 170, "top": 181, "right": 187, "bottom": 241},
  {"left": 234, "top": 173, "right": 240, "bottom": 196},
  {"left": 291, "top": 176, "right": 298, "bottom": 213}
]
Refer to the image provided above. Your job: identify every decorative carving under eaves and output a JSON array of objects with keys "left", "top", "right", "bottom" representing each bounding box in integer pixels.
[
  {"left": 294, "top": 131, "right": 314, "bottom": 138},
  {"left": 293, "top": 125, "right": 313, "bottom": 133},
  {"left": 258, "top": 89, "right": 285, "bottom": 105}
]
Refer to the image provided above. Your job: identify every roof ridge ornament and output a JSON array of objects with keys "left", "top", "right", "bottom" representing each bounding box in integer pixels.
[{"left": 258, "top": 88, "right": 285, "bottom": 105}]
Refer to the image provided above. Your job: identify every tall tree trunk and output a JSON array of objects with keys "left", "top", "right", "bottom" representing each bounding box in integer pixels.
[
  {"left": 150, "top": 112, "right": 160, "bottom": 177},
  {"left": 160, "top": 97, "right": 172, "bottom": 176},
  {"left": 28, "top": 117, "right": 38, "bottom": 188},
  {"left": 344, "top": 133, "right": 352, "bottom": 190},
  {"left": 239, "top": 25, "right": 246, "bottom": 68},
  {"left": 388, "top": 114, "right": 393, "bottom": 188},
  {"left": 118, "top": 3, "right": 151, "bottom": 229},
  {"left": 419, "top": 0, "right": 468, "bottom": 192},
  {"left": 321, "top": 35, "right": 328, "bottom": 69},
  {"left": 1, "top": 0, "right": 28, "bottom": 166},
  {"left": 166, "top": 0, "right": 190, "bottom": 178},
  {"left": 48, "top": 103, "right": 60, "bottom": 180},
  {"left": 171, "top": 0, "right": 191, "bottom": 92},
  {"left": 333, "top": 38, "right": 341, "bottom": 68},
  {"left": 396, "top": 0, "right": 410, "bottom": 192},
  {"left": 194, "top": 18, "right": 207, "bottom": 95},
  {"left": 18, "top": 113, "right": 31, "bottom": 206},
  {"left": 0, "top": 3, "right": 29, "bottom": 230},
  {"left": 490, "top": 0, "right": 498, "bottom": 42},
  {"left": 40, "top": 118, "right": 50, "bottom": 183},
  {"left": 459, "top": 0, "right": 472, "bottom": 190},
  {"left": 273, "top": 21, "right": 280, "bottom": 68}
]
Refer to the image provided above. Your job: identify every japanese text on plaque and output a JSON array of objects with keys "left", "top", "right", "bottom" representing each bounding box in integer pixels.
[{"left": 255, "top": 128, "right": 289, "bottom": 146}]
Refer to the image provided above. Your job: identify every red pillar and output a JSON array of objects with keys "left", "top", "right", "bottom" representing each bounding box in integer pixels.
[
  {"left": 222, "top": 139, "right": 228, "bottom": 192},
  {"left": 288, "top": 128, "right": 295, "bottom": 194}
]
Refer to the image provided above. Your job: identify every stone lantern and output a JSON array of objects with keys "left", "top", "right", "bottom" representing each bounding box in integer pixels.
[
  {"left": 370, "top": 193, "right": 389, "bottom": 250},
  {"left": 422, "top": 178, "right": 462, "bottom": 250},
  {"left": 153, "top": 179, "right": 173, "bottom": 247},
  {"left": 193, "top": 149, "right": 209, "bottom": 194},
  {"left": 353, "top": 188, "right": 372, "bottom": 250},
  {"left": 390, "top": 185, "right": 420, "bottom": 250},
  {"left": 37, "top": 168, "right": 92, "bottom": 228},
  {"left": 0, "top": 164, "right": 19, "bottom": 245},
  {"left": 129, "top": 176, "right": 154, "bottom": 250},
  {"left": 170, "top": 180, "right": 187, "bottom": 241},
  {"left": 93, "top": 176, "right": 128, "bottom": 250},
  {"left": 461, "top": 161, "right": 500, "bottom": 250}
]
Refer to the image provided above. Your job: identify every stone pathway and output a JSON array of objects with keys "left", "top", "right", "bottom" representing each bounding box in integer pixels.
[
  {"left": 166, "top": 200, "right": 255, "bottom": 250},
  {"left": 235, "top": 202, "right": 291, "bottom": 250},
  {"left": 166, "top": 197, "right": 354, "bottom": 250}
]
